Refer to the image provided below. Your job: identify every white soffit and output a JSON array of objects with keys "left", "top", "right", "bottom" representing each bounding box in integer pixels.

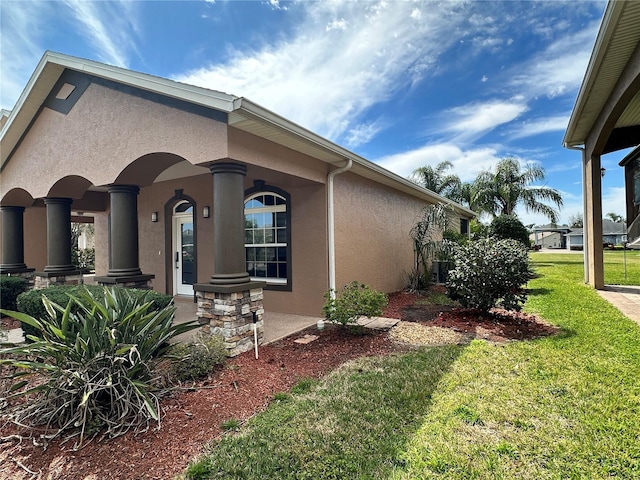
[{"left": 564, "top": 0, "right": 640, "bottom": 146}]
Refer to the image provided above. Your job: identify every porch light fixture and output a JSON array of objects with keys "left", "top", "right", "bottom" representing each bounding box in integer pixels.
[
  {"left": 601, "top": 167, "right": 606, "bottom": 178},
  {"left": 203, "top": 206, "right": 210, "bottom": 218},
  {"left": 151, "top": 212, "right": 158, "bottom": 222}
]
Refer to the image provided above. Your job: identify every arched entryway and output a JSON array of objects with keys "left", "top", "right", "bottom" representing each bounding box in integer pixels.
[{"left": 172, "top": 200, "right": 195, "bottom": 296}]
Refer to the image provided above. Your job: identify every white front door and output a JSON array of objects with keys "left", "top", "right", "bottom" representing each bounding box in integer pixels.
[{"left": 173, "top": 213, "right": 195, "bottom": 296}]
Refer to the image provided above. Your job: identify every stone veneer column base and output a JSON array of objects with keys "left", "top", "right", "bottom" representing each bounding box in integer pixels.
[
  {"left": 34, "top": 271, "right": 83, "bottom": 289},
  {"left": 94, "top": 274, "right": 154, "bottom": 290},
  {"left": 195, "top": 284, "right": 264, "bottom": 357}
]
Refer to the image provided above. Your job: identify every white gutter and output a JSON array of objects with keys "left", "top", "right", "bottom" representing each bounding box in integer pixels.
[{"left": 327, "top": 159, "right": 353, "bottom": 297}]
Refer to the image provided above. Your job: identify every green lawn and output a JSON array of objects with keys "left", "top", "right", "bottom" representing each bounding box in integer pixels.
[
  {"left": 537, "top": 249, "right": 640, "bottom": 286},
  {"left": 182, "top": 254, "right": 640, "bottom": 479}
]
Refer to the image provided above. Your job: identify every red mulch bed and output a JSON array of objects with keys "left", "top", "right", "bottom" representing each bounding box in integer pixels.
[{"left": 0, "top": 289, "right": 559, "bottom": 479}]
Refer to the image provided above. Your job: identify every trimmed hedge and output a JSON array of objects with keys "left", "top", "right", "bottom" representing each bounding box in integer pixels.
[
  {"left": 0, "top": 275, "right": 29, "bottom": 312},
  {"left": 17, "top": 285, "right": 173, "bottom": 339}
]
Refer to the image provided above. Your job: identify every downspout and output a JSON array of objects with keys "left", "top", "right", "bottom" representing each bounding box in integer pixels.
[
  {"left": 566, "top": 143, "right": 588, "bottom": 284},
  {"left": 327, "top": 158, "right": 353, "bottom": 298}
]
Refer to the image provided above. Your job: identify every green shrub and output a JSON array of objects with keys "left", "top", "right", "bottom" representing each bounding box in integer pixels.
[
  {"left": 0, "top": 287, "right": 199, "bottom": 448},
  {"left": 17, "top": 285, "right": 172, "bottom": 339},
  {"left": 72, "top": 247, "right": 95, "bottom": 272},
  {"left": 323, "top": 281, "right": 388, "bottom": 326},
  {"left": 489, "top": 215, "right": 530, "bottom": 246},
  {"left": 0, "top": 275, "right": 28, "bottom": 312},
  {"left": 170, "top": 333, "right": 227, "bottom": 381},
  {"left": 446, "top": 238, "right": 533, "bottom": 312}
]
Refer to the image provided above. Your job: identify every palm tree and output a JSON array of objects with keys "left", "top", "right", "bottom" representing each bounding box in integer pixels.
[
  {"left": 410, "top": 161, "right": 463, "bottom": 201},
  {"left": 471, "top": 157, "right": 563, "bottom": 223}
]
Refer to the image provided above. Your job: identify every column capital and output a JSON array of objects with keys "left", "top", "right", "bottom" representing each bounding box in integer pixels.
[
  {"left": 0, "top": 205, "right": 25, "bottom": 213},
  {"left": 209, "top": 161, "right": 247, "bottom": 176},
  {"left": 107, "top": 184, "right": 140, "bottom": 195},
  {"left": 43, "top": 197, "right": 73, "bottom": 206}
]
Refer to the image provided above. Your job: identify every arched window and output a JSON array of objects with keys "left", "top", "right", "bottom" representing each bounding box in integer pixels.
[{"left": 244, "top": 188, "right": 290, "bottom": 289}]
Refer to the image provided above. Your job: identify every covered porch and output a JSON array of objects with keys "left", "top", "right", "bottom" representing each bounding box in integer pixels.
[{"left": 563, "top": 0, "right": 640, "bottom": 288}]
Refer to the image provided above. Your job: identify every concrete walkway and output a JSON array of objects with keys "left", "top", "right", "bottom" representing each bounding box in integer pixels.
[
  {"left": 171, "top": 296, "right": 323, "bottom": 344},
  {"left": 597, "top": 285, "right": 640, "bottom": 326},
  {"left": 4, "top": 287, "right": 635, "bottom": 345}
]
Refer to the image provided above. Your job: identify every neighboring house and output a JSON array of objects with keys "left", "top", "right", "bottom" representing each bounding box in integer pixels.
[
  {"left": 532, "top": 225, "right": 571, "bottom": 249},
  {"left": 0, "top": 52, "right": 474, "bottom": 353},
  {"left": 563, "top": 0, "right": 640, "bottom": 288},
  {"left": 564, "top": 220, "right": 627, "bottom": 250}
]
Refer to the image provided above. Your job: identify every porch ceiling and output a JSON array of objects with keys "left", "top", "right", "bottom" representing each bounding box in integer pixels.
[{"left": 564, "top": 0, "right": 640, "bottom": 153}]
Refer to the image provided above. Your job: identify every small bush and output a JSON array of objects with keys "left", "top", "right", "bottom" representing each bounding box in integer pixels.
[
  {"left": 17, "top": 285, "right": 172, "bottom": 339},
  {"left": 170, "top": 334, "right": 227, "bottom": 381},
  {"left": 0, "top": 275, "right": 28, "bottom": 312},
  {"left": 446, "top": 238, "right": 533, "bottom": 312},
  {"left": 489, "top": 215, "right": 530, "bottom": 246},
  {"left": 323, "top": 281, "right": 388, "bottom": 326},
  {"left": 0, "top": 287, "right": 199, "bottom": 448}
]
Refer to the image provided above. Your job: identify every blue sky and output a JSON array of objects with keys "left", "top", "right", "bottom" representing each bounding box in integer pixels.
[{"left": 0, "top": 0, "right": 628, "bottom": 226}]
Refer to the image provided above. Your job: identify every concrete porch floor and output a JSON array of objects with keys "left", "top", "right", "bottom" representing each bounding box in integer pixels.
[{"left": 171, "top": 296, "right": 323, "bottom": 345}]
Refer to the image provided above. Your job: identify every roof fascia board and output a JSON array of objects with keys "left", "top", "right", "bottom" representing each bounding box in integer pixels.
[
  {"left": 0, "top": 53, "right": 58, "bottom": 140},
  {"left": 1, "top": 51, "right": 238, "bottom": 167},
  {"left": 564, "top": 0, "right": 623, "bottom": 146},
  {"left": 42, "top": 51, "right": 238, "bottom": 112},
  {"left": 619, "top": 144, "right": 640, "bottom": 166},
  {"left": 234, "top": 98, "right": 475, "bottom": 217}
]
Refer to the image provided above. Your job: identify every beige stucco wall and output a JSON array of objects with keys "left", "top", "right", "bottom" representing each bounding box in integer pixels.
[
  {"left": 333, "top": 172, "right": 430, "bottom": 294},
  {"left": 120, "top": 170, "right": 328, "bottom": 317},
  {"left": 137, "top": 174, "right": 214, "bottom": 293},
  {"left": 93, "top": 212, "right": 109, "bottom": 276},
  {"left": 228, "top": 128, "right": 329, "bottom": 185},
  {"left": 1, "top": 82, "right": 228, "bottom": 200},
  {"left": 23, "top": 206, "right": 47, "bottom": 271}
]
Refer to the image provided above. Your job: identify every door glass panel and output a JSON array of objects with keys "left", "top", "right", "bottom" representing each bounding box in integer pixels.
[{"left": 181, "top": 222, "right": 194, "bottom": 285}]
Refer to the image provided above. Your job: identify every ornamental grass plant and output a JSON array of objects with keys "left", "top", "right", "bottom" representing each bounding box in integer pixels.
[{"left": 0, "top": 287, "right": 199, "bottom": 449}]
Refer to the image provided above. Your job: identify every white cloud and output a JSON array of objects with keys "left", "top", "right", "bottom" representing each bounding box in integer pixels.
[
  {"left": 268, "top": 0, "right": 287, "bottom": 11},
  {"left": 509, "top": 114, "right": 569, "bottom": 139},
  {"left": 326, "top": 18, "right": 347, "bottom": 31},
  {"left": 602, "top": 187, "right": 626, "bottom": 219},
  {"left": 438, "top": 99, "right": 528, "bottom": 142},
  {"left": 174, "top": 1, "right": 476, "bottom": 144},
  {"left": 509, "top": 22, "right": 599, "bottom": 99},
  {"left": 0, "top": 1, "right": 53, "bottom": 110},
  {"left": 376, "top": 143, "right": 502, "bottom": 182},
  {"left": 345, "top": 121, "right": 383, "bottom": 149},
  {"left": 0, "top": 0, "right": 140, "bottom": 110},
  {"left": 62, "top": 0, "right": 139, "bottom": 68}
]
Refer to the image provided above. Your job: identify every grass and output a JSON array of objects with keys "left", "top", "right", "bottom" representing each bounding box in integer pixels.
[
  {"left": 182, "top": 253, "right": 640, "bottom": 479},
  {"left": 533, "top": 249, "right": 639, "bottom": 286}
]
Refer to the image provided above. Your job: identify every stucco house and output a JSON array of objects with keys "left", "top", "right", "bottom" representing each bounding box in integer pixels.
[
  {"left": 563, "top": 0, "right": 640, "bottom": 288},
  {"left": 564, "top": 219, "right": 627, "bottom": 250},
  {"left": 0, "top": 52, "right": 473, "bottom": 354},
  {"left": 531, "top": 225, "right": 571, "bottom": 249}
]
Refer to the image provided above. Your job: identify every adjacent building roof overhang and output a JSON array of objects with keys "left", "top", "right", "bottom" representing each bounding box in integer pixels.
[
  {"left": 0, "top": 51, "right": 475, "bottom": 218},
  {"left": 563, "top": 0, "right": 640, "bottom": 154},
  {"left": 619, "top": 144, "right": 640, "bottom": 167}
]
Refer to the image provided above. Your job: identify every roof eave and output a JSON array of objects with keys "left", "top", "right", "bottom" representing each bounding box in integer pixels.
[
  {"left": 1, "top": 51, "right": 238, "bottom": 168},
  {"left": 234, "top": 98, "right": 476, "bottom": 217},
  {"left": 563, "top": 0, "right": 623, "bottom": 147}
]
